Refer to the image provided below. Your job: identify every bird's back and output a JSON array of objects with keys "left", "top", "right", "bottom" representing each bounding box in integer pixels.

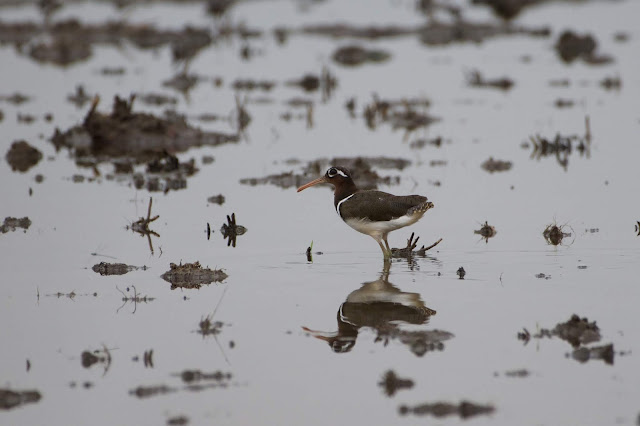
[{"left": 339, "top": 190, "right": 430, "bottom": 222}]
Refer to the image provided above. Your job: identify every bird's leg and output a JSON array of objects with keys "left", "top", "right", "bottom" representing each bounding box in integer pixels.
[
  {"left": 373, "top": 236, "right": 390, "bottom": 259},
  {"left": 383, "top": 234, "right": 392, "bottom": 257}
]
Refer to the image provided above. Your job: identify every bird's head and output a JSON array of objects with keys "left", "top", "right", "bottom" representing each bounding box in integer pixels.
[{"left": 297, "top": 166, "right": 353, "bottom": 192}]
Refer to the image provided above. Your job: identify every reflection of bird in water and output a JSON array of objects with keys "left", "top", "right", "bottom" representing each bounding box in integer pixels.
[
  {"left": 297, "top": 166, "right": 434, "bottom": 259},
  {"left": 302, "top": 267, "right": 436, "bottom": 353}
]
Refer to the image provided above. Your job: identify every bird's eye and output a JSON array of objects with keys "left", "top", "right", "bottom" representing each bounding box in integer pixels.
[{"left": 327, "top": 167, "right": 337, "bottom": 177}]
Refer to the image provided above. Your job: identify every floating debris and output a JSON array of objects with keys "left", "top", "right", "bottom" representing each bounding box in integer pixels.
[
  {"left": 600, "top": 76, "right": 621, "bottom": 91},
  {"left": 0, "top": 388, "right": 42, "bottom": 410},
  {"left": 67, "top": 85, "right": 92, "bottom": 108},
  {"left": 161, "top": 262, "right": 228, "bottom": 290},
  {"left": 198, "top": 315, "right": 224, "bottom": 337},
  {"left": 467, "top": 70, "right": 513, "bottom": 90},
  {"left": 527, "top": 118, "right": 591, "bottom": 170},
  {"left": 399, "top": 400, "right": 495, "bottom": 419},
  {"left": 5, "top": 140, "right": 42, "bottom": 172},
  {"left": 409, "top": 136, "right": 443, "bottom": 149},
  {"left": 535, "top": 273, "right": 551, "bottom": 280},
  {"left": 220, "top": 213, "right": 247, "bottom": 247},
  {"left": 92, "top": 262, "right": 144, "bottom": 276},
  {"left": 332, "top": 45, "right": 390, "bottom": 67},
  {"left": 481, "top": 157, "right": 512, "bottom": 173},
  {"left": 457, "top": 267, "right": 466, "bottom": 279},
  {"left": 137, "top": 93, "right": 178, "bottom": 106},
  {"left": 362, "top": 95, "right": 437, "bottom": 134},
  {"left": 471, "top": 0, "right": 536, "bottom": 20},
  {"left": 0, "top": 93, "right": 30, "bottom": 105},
  {"left": 163, "top": 72, "right": 199, "bottom": 94},
  {"left": 167, "top": 415, "right": 190, "bottom": 426},
  {"left": 232, "top": 79, "right": 275, "bottom": 91},
  {"left": 391, "top": 232, "right": 442, "bottom": 259},
  {"left": 420, "top": 20, "right": 548, "bottom": 46},
  {"left": 178, "top": 370, "right": 232, "bottom": 385},
  {"left": 379, "top": 370, "right": 414, "bottom": 397},
  {"left": 132, "top": 349, "right": 154, "bottom": 368},
  {"left": 555, "top": 30, "right": 613, "bottom": 65},
  {"left": 554, "top": 98, "right": 574, "bottom": 108},
  {"left": 474, "top": 221, "right": 497, "bottom": 243},
  {"left": 497, "top": 369, "right": 530, "bottom": 378},
  {"left": 0, "top": 217, "right": 31, "bottom": 234}
]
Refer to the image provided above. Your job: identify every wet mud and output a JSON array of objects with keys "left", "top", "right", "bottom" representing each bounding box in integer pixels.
[
  {"left": 481, "top": 157, "right": 512, "bottom": 173},
  {"left": 161, "top": 262, "right": 228, "bottom": 289},
  {"left": 399, "top": 400, "right": 495, "bottom": 419},
  {"left": 0, "top": 217, "right": 31, "bottom": 234},
  {"left": 467, "top": 70, "right": 514, "bottom": 91},
  {"left": 543, "top": 223, "right": 572, "bottom": 246},
  {"left": 555, "top": 31, "right": 612, "bottom": 65},
  {"left": 130, "top": 369, "right": 232, "bottom": 399}
]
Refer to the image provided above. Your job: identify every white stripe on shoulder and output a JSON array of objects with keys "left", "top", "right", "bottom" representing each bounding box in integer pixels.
[{"left": 336, "top": 194, "right": 354, "bottom": 216}]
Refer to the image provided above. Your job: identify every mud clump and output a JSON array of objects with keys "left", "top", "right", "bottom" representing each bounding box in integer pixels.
[
  {"left": 391, "top": 232, "right": 442, "bottom": 260},
  {"left": 5, "top": 140, "right": 42, "bottom": 172},
  {"left": 0, "top": 388, "right": 42, "bottom": 410},
  {"left": 362, "top": 96, "right": 436, "bottom": 134},
  {"left": 474, "top": 221, "right": 497, "bottom": 243},
  {"left": 552, "top": 314, "right": 601, "bottom": 347},
  {"left": 51, "top": 95, "right": 238, "bottom": 163},
  {"left": 399, "top": 400, "right": 495, "bottom": 419},
  {"left": 543, "top": 223, "right": 571, "bottom": 246},
  {"left": 555, "top": 31, "right": 613, "bottom": 65},
  {"left": 207, "top": 194, "right": 225, "bottom": 205},
  {"left": 130, "top": 384, "right": 175, "bottom": 399},
  {"left": 161, "top": 261, "right": 228, "bottom": 290},
  {"left": 481, "top": 157, "right": 512, "bottom": 173},
  {"left": 378, "top": 370, "right": 414, "bottom": 397},
  {"left": 92, "top": 262, "right": 144, "bottom": 276},
  {"left": 332, "top": 45, "right": 390, "bottom": 67},
  {"left": 0, "top": 217, "right": 31, "bottom": 234}
]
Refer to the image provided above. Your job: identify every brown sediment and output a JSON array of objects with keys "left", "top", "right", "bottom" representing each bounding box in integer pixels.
[
  {"left": 474, "top": 221, "right": 497, "bottom": 243},
  {"left": 332, "top": 45, "right": 391, "bottom": 67},
  {"left": 555, "top": 30, "right": 613, "bottom": 65},
  {"left": 92, "top": 262, "right": 144, "bottom": 276},
  {"left": 399, "top": 400, "right": 495, "bottom": 418},
  {"left": 481, "top": 157, "right": 512, "bottom": 173},
  {"left": 378, "top": 370, "right": 414, "bottom": 397},
  {"left": 0, "top": 217, "right": 31, "bottom": 234},
  {"left": 467, "top": 69, "right": 514, "bottom": 90},
  {"left": 0, "top": 388, "right": 42, "bottom": 410}
]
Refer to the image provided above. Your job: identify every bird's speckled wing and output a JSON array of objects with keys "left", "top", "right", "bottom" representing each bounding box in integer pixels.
[{"left": 339, "top": 190, "right": 429, "bottom": 222}]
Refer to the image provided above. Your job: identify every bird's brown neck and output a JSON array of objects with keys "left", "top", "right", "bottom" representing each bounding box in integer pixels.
[{"left": 333, "top": 180, "right": 358, "bottom": 208}]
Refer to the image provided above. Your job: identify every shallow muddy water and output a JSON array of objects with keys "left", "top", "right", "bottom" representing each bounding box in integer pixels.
[{"left": 1, "top": 0, "right": 640, "bottom": 425}]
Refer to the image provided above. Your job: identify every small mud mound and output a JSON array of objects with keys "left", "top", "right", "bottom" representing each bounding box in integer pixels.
[
  {"left": 5, "top": 141, "right": 42, "bottom": 172},
  {"left": 467, "top": 70, "right": 514, "bottom": 90},
  {"left": 543, "top": 223, "right": 572, "bottom": 246},
  {"left": 161, "top": 262, "right": 228, "bottom": 290},
  {"left": 0, "top": 388, "right": 42, "bottom": 410},
  {"left": 0, "top": 217, "right": 31, "bottom": 234},
  {"left": 399, "top": 400, "right": 495, "bottom": 419}
]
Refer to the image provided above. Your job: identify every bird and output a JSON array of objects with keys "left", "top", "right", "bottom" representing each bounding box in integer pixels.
[{"left": 297, "top": 166, "right": 434, "bottom": 258}]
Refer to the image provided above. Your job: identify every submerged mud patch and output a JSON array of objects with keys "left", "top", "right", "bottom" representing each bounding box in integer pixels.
[
  {"left": 399, "top": 400, "right": 495, "bottom": 418},
  {"left": 161, "top": 262, "right": 228, "bottom": 290},
  {"left": 481, "top": 157, "right": 512, "bottom": 173},
  {"left": 0, "top": 388, "right": 42, "bottom": 410}
]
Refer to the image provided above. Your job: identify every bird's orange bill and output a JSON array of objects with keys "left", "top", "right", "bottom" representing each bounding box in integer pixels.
[
  {"left": 297, "top": 176, "right": 327, "bottom": 192},
  {"left": 301, "top": 326, "right": 334, "bottom": 341}
]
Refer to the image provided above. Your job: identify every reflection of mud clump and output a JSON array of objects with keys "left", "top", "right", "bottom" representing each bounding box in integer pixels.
[
  {"left": 179, "top": 370, "right": 232, "bottom": 385},
  {"left": 220, "top": 213, "right": 247, "bottom": 247},
  {"left": 378, "top": 370, "right": 414, "bottom": 397},
  {"left": 571, "top": 343, "right": 614, "bottom": 365},
  {"left": 161, "top": 262, "right": 228, "bottom": 289},
  {"left": 381, "top": 329, "right": 453, "bottom": 357},
  {"left": 5, "top": 140, "right": 42, "bottom": 172},
  {"left": 362, "top": 96, "right": 436, "bottom": 133},
  {"left": 0, "top": 388, "right": 42, "bottom": 410},
  {"left": 51, "top": 95, "right": 238, "bottom": 161},
  {"left": 0, "top": 217, "right": 31, "bottom": 234},
  {"left": 399, "top": 400, "right": 495, "bottom": 419},
  {"left": 332, "top": 45, "right": 390, "bottom": 67},
  {"left": 481, "top": 157, "right": 512, "bottom": 173},
  {"left": 92, "top": 262, "right": 142, "bottom": 276},
  {"left": 543, "top": 223, "right": 571, "bottom": 246},
  {"left": 555, "top": 31, "right": 612, "bottom": 64}
]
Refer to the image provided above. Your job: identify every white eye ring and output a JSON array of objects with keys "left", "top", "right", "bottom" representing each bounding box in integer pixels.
[{"left": 327, "top": 168, "right": 337, "bottom": 177}]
